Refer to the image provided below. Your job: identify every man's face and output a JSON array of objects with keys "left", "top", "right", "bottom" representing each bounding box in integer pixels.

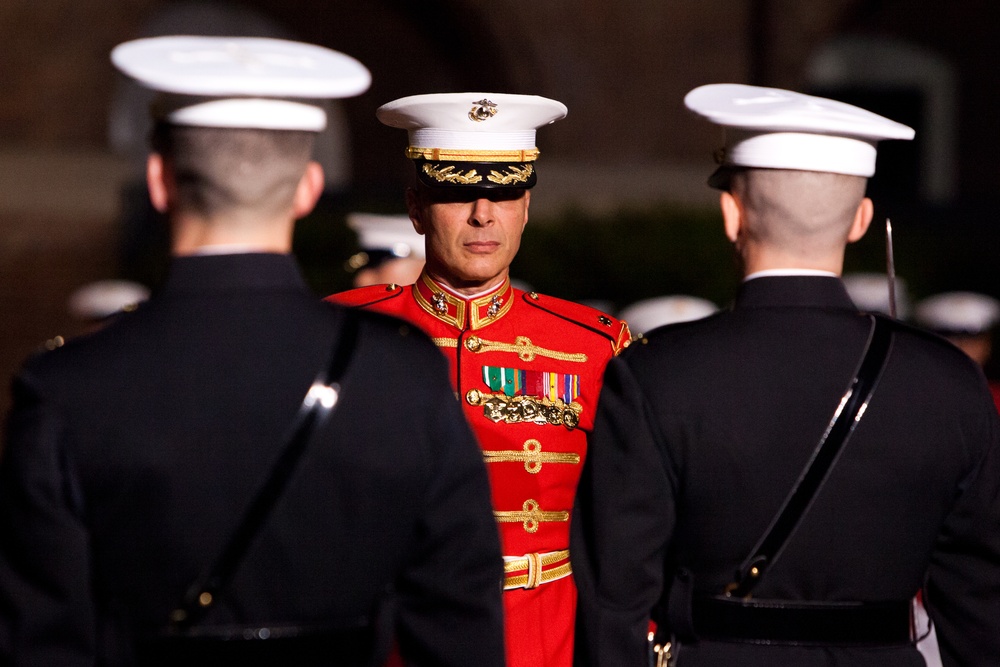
[{"left": 407, "top": 186, "right": 530, "bottom": 293}]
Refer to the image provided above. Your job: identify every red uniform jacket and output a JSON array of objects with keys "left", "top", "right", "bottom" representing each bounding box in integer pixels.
[{"left": 329, "top": 272, "right": 629, "bottom": 667}]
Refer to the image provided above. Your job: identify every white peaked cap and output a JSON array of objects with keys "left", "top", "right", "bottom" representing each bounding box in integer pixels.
[
  {"left": 68, "top": 280, "right": 151, "bottom": 320},
  {"left": 111, "top": 36, "right": 371, "bottom": 131},
  {"left": 347, "top": 213, "right": 424, "bottom": 260},
  {"left": 684, "top": 84, "right": 914, "bottom": 178},
  {"left": 915, "top": 292, "right": 1000, "bottom": 335},
  {"left": 619, "top": 296, "right": 719, "bottom": 334},
  {"left": 843, "top": 272, "right": 911, "bottom": 318},
  {"left": 376, "top": 93, "right": 567, "bottom": 157}
]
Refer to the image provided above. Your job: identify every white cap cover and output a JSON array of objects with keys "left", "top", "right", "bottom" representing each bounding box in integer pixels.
[
  {"left": 347, "top": 213, "right": 424, "bottom": 260},
  {"left": 619, "top": 295, "right": 719, "bottom": 334},
  {"left": 376, "top": 92, "right": 566, "bottom": 189},
  {"left": 68, "top": 280, "right": 151, "bottom": 320},
  {"left": 915, "top": 292, "right": 1000, "bottom": 335},
  {"left": 377, "top": 93, "right": 567, "bottom": 159},
  {"left": 111, "top": 36, "right": 371, "bottom": 130},
  {"left": 684, "top": 83, "right": 914, "bottom": 178},
  {"left": 842, "top": 272, "right": 911, "bottom": 318}
]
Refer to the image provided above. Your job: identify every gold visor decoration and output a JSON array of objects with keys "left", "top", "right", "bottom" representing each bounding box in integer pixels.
[
  {"left": 407, "top": 147, "right": 540, "bottom": 162},
  {"left": 487, "top": 164, "right": 534, "bottom": 186},
  {"left": 422, "top": 163, "right": 482, "bottom": 184}
]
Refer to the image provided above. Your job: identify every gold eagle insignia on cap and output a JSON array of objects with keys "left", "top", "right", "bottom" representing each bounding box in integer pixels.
[{"left": 469, "top": 98, "right": 498, "bottom": 122}]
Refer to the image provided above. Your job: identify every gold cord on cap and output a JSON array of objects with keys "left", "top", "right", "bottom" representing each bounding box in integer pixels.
[{"left": 406, "top": 147, "right": 540, "bottom": 162}]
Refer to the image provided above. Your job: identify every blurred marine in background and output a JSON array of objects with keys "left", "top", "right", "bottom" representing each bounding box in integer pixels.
[
  {"left": 0, "top": 36, "right": 504, "bottom": 667},
  {"left": 344, "top": 213, "right": 425, "bottom": 288}
]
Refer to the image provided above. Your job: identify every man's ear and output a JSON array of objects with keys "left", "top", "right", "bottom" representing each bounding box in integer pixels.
[
  {"left": 146, "top": 153, "right": 170, "bottom": 214},
  {"left": 847, "top": 196, "right": 874, "bottom": 243},
  {"left": 292, "top": 161, "right": 325, "bottom": 220},
  {"left": 720, "top": 191, "right": 743, "bottom": 243},
  {"left": 406, "top": 187, "right": 425, "bottom": 235}
]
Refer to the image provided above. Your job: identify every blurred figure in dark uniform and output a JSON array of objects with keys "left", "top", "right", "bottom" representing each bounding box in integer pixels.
[
  {"left": 344, "top": 213, "right": 425, "bottom": 288},
  {"left": 915, "top": 291, "right": 1000, "bottom": 372},
  {"left": 843, "top": 271, "right": 912, "bottom": 320},
  {"left": 0, "top": 36, "right": 503, "bottom": 667},
  {"left": 617, "top": 295, "right": 718, "bottom": 339},
  {"left": 573, "top": 84, "right": 1000, "bottom": 667},
  {"left": 917, "top": 291, "right": 1000, "bottom": 417},
  {"left": 67, "top": 279, "right": 151, "bottom": 334}
]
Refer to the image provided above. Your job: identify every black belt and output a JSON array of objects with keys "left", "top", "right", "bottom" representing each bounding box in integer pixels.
[{"left": 692, "top": 597, "right": 912, "bottom": 646}]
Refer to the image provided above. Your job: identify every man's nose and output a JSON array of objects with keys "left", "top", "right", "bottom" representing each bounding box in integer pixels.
[{"left": 468, "top": 198, "right": 495, "bottom": 226}]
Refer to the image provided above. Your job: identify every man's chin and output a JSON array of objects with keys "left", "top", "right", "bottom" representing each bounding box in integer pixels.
[{"left": 449, "top": 272, "right": 506, "bottom": 292}]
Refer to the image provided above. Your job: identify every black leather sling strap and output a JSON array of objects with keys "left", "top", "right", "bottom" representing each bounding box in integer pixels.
[
  {"left": 669, "top": 315, "right": 911, "bottom": 648},
  {"left": 727, "top": 314, "right": 894, "bottom": 598},
  {"left": 169, "top": 311, "right": 360, "bottom": 632}
]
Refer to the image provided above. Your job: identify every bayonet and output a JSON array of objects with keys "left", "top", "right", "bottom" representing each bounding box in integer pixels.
[{"left": 886, "top": 219, "right": 897, "bottom": 319}]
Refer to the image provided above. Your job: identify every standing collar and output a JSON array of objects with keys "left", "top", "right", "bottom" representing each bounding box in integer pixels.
[
  {"left": 735, "top": 275, "right": 857, "bottom": 311},
  {"left": 413, "top": 271, "right": 514, "bottom": 330},
  {"left": 163, "top": 252, "right": 308, "bottom": 295}
]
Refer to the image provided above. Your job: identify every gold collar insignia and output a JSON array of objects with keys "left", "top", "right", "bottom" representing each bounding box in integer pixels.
[{"left": 413, "top": 272, "right": 514, "bottom": 330}]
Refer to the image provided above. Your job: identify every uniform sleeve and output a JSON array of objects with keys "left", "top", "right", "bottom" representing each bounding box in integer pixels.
[
  {"left": 0, "top": 372, "right": 96, "bottom": 666},
  {"left": 392, "top": 363, "right": 505, "bottom": 667},
  {"left": 571, "top": 357, "right": 673, "bottom": 667},
  {"left": 926, "top": 387, "right": 1000, "bottom": 667}
]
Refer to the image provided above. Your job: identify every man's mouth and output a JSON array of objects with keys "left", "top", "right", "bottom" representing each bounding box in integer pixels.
[{"left": 464, "top": 241, "right": 499, "bottom": 253}]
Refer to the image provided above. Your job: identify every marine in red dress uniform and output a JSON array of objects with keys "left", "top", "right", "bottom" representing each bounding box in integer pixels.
[{"left": 328, "top": 92, "right": 630, "bottom": 667}]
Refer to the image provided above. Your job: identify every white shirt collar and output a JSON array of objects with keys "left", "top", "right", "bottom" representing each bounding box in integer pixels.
[
  {"left": 188, "top": 244, "right": 274, "bottom": 256},
  {"left": 744, "top": 268, "right": 838, "bottom": 282}
]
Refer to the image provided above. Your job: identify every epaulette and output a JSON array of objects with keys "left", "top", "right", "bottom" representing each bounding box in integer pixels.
[
  {"left": 325, "top": 283, "right": 406, "bottom": 308},
  {"left": 520, "top": 291, "right": 632, "bottom": 355}
]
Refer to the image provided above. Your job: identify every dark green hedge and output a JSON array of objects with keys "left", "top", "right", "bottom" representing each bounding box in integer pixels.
[{"left": 292, "top": 193, "right": 1000, "bottom": 317}]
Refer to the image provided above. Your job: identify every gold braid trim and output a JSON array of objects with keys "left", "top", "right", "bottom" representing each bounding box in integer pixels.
[
  {"left": 432, "top": 337, "right": 459, "bottom": 348},
  {"left": 503, "top": 562, "right": 572, "bottom": 590},
  {"left": 502, "top": 549, "right": 570, "bottom": 573},
  {"left": 482, "top": 439, "right": 580, "bottom": 473},
  {"left": 494, "top": 499, "right": 569, "bottom": 533},
  {"left": 466, "top": 335, "right": 588, "bottom": 363},
  {"left": 408, "top": 147, "right": 540, "bottom": 162},
  {"left": 502, "top": 550, "right": 572, "bottom": 590}
]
